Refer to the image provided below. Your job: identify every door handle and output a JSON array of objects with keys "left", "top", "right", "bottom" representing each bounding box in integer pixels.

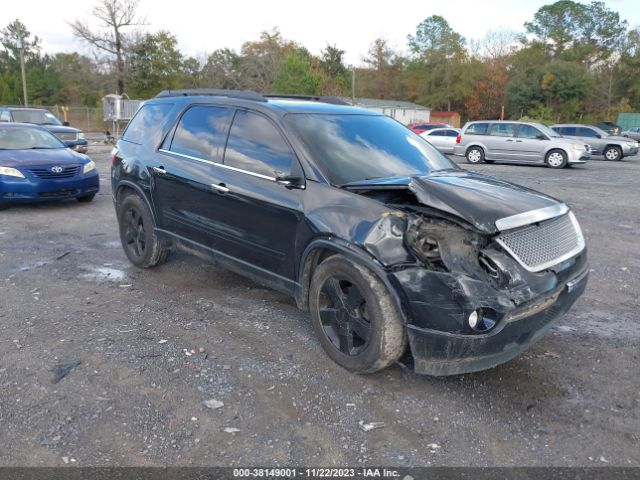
[
  {"left": 506, "top": 139, "right": 513, "bottom": 142},
  {"left": 211, "top": 183, "right": 229, "bottom": 193},
  {"left": 515, "top": 140, "right": 523, "bottom": 142},
  {"left": 152, "top": 166, "right": 167, "bottom": 175}
]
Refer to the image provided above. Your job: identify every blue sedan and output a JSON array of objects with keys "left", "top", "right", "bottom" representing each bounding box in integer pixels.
[{"left": 0, "top": 123, "right": 99, "bottom": 209}]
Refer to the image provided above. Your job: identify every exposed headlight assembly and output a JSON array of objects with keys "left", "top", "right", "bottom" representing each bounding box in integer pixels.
[
  {"left": 571, "top": 143, "right": 586, "bottom": 151},
  {"left": 0, "top": 167, "right": 25, "bottom": 178}
]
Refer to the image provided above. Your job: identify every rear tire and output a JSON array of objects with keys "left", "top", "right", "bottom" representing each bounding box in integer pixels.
[
  {"left": 117, "top": 194, "right": 170, "bottom": 268},
  {"left": 465, "top": 146, "right": 485, "bottom": 164},
  {"left": 0, "top": 202, "right": 9, "bottom": 211},
  {"left": 604, "top": 146, "right": 622, "bottom": 161},
  {"left": 309, "top": 255, "right": 407, "bottom": 373},
  {"left": 545, "top": 149, "right": 568, "bottom": 168}
]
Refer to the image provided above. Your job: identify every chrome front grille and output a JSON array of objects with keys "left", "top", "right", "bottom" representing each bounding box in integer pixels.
[
  {"left": 495, "top": 212, "right": 585, "bottom": 272},
  {"left": 55, "top": 132, "right": 78, "bottom": 141},
  {"left": 28, "top": 166, "right": 80, "bottom": 179}
]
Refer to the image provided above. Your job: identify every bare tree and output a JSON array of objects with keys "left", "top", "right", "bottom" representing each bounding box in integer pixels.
[
  {"left": 68, "top": 0, "right": 145, "bottom": 95},
  {"left": 1, "top": 20, "right": 40, "bottom": 106}
]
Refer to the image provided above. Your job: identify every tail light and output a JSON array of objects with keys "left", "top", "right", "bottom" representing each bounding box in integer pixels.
[
  {"left": 456, "top": 134, "right": 461, "bottom": 144},
  {"left": 110, "top": 147, "right": 118, "bottom": 166}
]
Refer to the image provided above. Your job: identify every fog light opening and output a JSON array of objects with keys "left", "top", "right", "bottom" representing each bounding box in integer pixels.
[{"left": 468, "top": 309, "right": 497, "bottom": 332}]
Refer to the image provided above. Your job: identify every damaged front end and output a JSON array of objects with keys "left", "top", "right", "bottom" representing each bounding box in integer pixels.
[{"left": 352, "top": 174, "right": 589, "bottom": 376}]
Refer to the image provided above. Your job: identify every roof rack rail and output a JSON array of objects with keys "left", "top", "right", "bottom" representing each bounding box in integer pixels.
[
  {"left": 155, "top": 88, "right": 267, "bottom": 102},
  {"left": 263, "top": 94, "right": 351, "bottom": 106}
]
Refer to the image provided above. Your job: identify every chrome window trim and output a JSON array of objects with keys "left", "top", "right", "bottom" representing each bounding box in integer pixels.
[
  {"left": 495, "top": 203, "right": 569, "bottom": 231},
  {"left": 495, "top": 211, "right": 586, "bottom": 273},
  {"left": 158, "top": 148, "right": 277, "bottom": 181}
]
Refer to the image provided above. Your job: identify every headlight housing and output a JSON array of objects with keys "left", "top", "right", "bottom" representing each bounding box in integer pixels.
[
  {"left": 83, "top": 160, "right": 96, "bottom": 174},
  {"left": 571, "top": 143, "right": 586, "bottom": 151},
  {"left": 0, "top": 166, "right": 25, "bottom": 178},
  {"left": 78, "top": 132, "right": 85, "bottom": 140},
  {"left": 625, "top": 141, "right": 636, "bottom": 148}
]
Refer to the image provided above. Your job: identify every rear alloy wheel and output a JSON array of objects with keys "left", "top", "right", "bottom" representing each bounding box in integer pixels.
[
  {"left": 604, "top": 146, "right": 622, "bottom": 161},
  {"left": 117, "top": 194, "right": 169, "bottom": 268},
  {"left": 309, "top": 255, "right": 406, "bottom": 373},
  {"left": 545, "top": 149, "right": 568, "bottom": 168},
  {"left": 466, "top": 147, "right": 485, "bottom": 164}
]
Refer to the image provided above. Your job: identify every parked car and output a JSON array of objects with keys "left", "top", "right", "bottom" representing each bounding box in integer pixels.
[
  {"left": 408, "top": 122, "right": 449, "bottom": 134},
  {"left": 551, "top": 124, "right": 639, "bottom": 161},
  {"left": 0, "top": 107, "right": 88, "bottom": 153},
  {"left": 0, "top": 123, "right": 99, "bottom": 209},
  {"left": 420, "top": 127, "right": 460, "bottom": 154},
  {"left": 620, "top": 126, "right": 640, "bottom": 141},
  {"left": 594, "top": 121, "right": 621, "bottom": 136},
  {"left": 454, "top": 121, "right": 590, "bottom": 168},
  {"left": 111, "top": 89, "right": 588, "bottom": 376}
]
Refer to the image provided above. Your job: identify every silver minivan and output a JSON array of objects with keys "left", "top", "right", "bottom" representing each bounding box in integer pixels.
[{"left": 454, "top": 121, "right": 590, "bottom": 168}]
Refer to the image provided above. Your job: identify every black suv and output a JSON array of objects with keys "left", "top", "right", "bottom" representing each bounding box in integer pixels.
[{"left": 111, "top": 89, "right": 589, "bottom": 376}]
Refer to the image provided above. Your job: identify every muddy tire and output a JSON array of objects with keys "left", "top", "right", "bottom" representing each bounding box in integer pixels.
[
  {"left": 466, "top": 146, "right": 485, "bottom": 164},
  {"left": 117, "top": 194, "right": 169, "bottom": 268},
  {"left": 545, "top": 149, "right": 568, "bottom": 168},
  {"left": 309, "top": 255, "right": 407, "bottom": 373}
]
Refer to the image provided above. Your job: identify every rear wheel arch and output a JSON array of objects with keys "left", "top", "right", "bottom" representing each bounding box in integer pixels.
[{"left": 115, "top": 182, "right": 157, "bottom": 223}]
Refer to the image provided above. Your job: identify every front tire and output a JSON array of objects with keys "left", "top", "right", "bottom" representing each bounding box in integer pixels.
[
  {"left": 604, "top": 146, "right": 622, "bottom": 161},
  {"left": 117, "top": 194, "right": 169, "bottom": 268},
  {"left": 465, "top": 146, "right": 485, "bottom": 164},
  {"left": 309, "top": 255, "right": 407, "bottom": 373},
  {"left": 545, "top": 149, "right": 568, "bottom": 168}
]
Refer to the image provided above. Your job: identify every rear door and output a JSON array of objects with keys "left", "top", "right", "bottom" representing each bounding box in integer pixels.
[
  {"left": 152, "top": 104, "right": 234, "bottom": 246},
  {"left": 485, "top": 123, "right": 517, "bottom": 160}
]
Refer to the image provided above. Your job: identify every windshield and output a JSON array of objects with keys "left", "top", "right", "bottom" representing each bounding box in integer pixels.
[
  {"left": 11, "top": 110, "right": 63, "bottom": 126},
  {"left": 534, "top": 123, "right": 562, "bottom": 138},
  {"left": 286, "top": 114, "right": 457, "bottom": 185},
  {"left": 0, "top": 127, "right": 66, "bottom": 150}
]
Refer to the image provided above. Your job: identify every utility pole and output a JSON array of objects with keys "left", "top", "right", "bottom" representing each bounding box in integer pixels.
[
  {"left": 19, "top": 42, "right": 28, "bottom": 106},
  {"left": 351, "top": 68, "right": 356, "bottom": 105}
]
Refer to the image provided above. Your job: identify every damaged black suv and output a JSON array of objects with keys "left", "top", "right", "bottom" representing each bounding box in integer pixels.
[{"left": 111, "top": 89, "right": 589, "bottom": 376}]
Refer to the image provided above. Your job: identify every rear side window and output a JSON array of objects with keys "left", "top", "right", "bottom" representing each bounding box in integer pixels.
[
  {"left": 562, "top": 126, "right": 577, "bottom": 136},
  {"left": 224, "top": 110, "right": 293, "bottom": 178},
  {"left": 517, "top": 125, "right": 542, "bottom": 139},
  {"left": 169, "top": 106, "right": 232, "bottom": 162},
  {"left": 465, "top": 123, "right": 489, "bottom": 135},
  {"left": 122, "top": 103, "right": 173, "bottom": 145},
  {"left": 443, "top": 129, "right": 458, "bottom": 137},
  {"left": 429, "top": 130, "right": 444, "bottom": 136},
  {"left": 488, "top": 123, "right": 516, "bottom": 137}
]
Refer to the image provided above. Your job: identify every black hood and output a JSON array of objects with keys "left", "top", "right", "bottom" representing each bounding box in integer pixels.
[{"left": 344, "top": 170, "right": 561, "bottom": 234}]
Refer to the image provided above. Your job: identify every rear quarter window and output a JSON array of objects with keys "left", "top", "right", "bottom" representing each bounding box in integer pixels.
[
  {"left": 122, "top": 103, "right": 174, "bottom": 145},
  {"left": 465, "top": 123, "right": 489, "bottom": 135}
]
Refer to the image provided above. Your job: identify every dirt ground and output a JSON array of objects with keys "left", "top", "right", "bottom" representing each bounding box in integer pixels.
[{"left": 0, "top": 146, "right": 638, "bottom": 467}]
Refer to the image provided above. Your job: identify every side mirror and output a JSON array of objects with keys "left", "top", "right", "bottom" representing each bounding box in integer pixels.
[
  {"left": 536, "top": 133, "right": 547, "bottom": 140},
  {"left": 63, "top": 121, "right": 70, "bottom": 126},
  {"left": 275, "top": 173, "right": 304, "bottom": 189},
  {"left": 595, "top": 133, "right": 602, "bottom": 138}
]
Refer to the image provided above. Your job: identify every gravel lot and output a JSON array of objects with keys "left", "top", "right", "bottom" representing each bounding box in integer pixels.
[{"left": 0, "top": 146, "right": 638, "bottom": 467}]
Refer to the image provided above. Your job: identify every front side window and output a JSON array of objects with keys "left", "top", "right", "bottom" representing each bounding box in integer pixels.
[
  {"left": 0, "top": 111, "right": 10, "bottom": 122},
  {"left": 577, "top": 127, "right": 598, "bottom": 138},
  {"left": 489, "top": 123, "right": 517, "bottom": 137},
  {"left": 170, "top": 106, "right": 232, "bottom": 162},
  {"left": 123, "top": 103, "right": 174, "bottom": 145},
  {"left": 286, "top": 113, "right": 456, "bottom": 185},
  {"left": 224, "top": 110, "right": 294, "bottom": 178},
  {"left": 517, "top": 125, "right": 543, "bottom": 139}
]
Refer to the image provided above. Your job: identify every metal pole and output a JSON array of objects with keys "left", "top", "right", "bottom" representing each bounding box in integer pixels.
[
  {"left": 351, "top": 68, "right": 356, "bottom": 106},
  {"left": 19, "top": 46, "right": 28, "bottom": 107}
]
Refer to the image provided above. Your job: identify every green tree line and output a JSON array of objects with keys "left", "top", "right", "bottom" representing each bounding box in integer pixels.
[{"left": 1, "top": 0, "right": 639, "bottom": 123}]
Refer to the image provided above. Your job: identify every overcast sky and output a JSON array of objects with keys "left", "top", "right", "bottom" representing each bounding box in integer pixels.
[{"left": 4, "top": 0, "right": 639, "bottom": 65}]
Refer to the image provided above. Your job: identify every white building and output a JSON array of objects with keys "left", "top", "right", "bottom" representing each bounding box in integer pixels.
[{"left": 352, "top": 98, "right": 430, "bottom": 126}]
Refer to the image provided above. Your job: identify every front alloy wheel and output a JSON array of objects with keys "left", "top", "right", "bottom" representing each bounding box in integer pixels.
[{"left": 604, "top": 146, "right": 622, "bottom": 161}]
